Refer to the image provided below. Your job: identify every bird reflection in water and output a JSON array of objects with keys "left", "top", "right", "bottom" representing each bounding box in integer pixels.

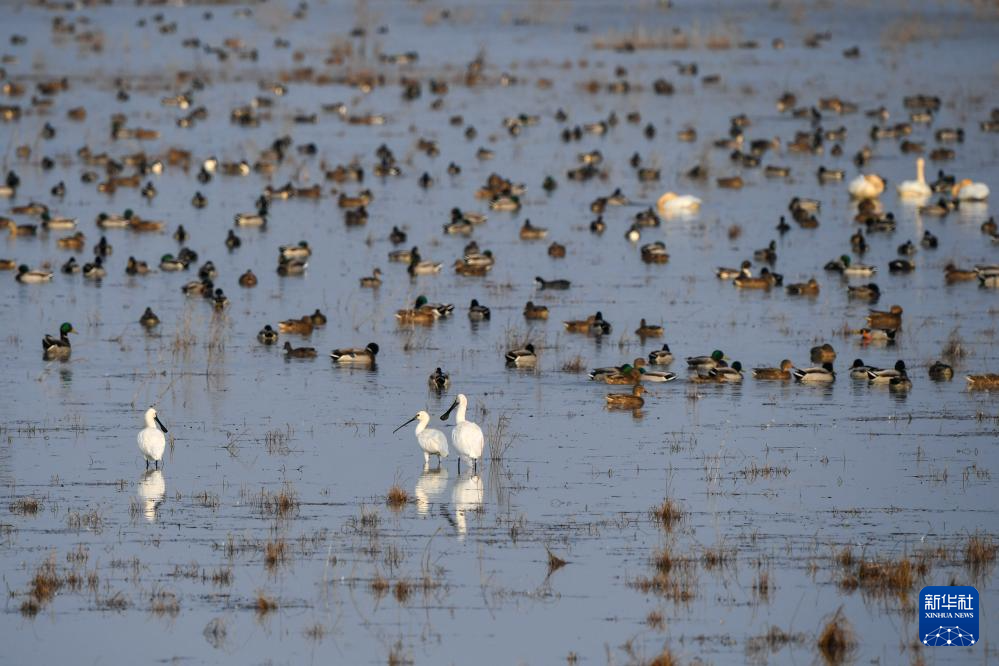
[
  {"left": 137, "top": 469, "right": 165, "bottom": 522},
  {"left": 450, "top": 473, "right": 484, "bottom": 539},
  {"left": 414, "top": 466, "right": 449, "bottom": 516}
]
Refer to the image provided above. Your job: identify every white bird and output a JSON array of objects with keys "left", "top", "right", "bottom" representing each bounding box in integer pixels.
[
  {"left": 439, "top": 393, "right": 485, "bottom": 473},
  {"left": 952, "top": 178, "right": 990, "bottom": 201},
  {"left": 656, "top": 192, "right": 702, "bottom": 216},
  {"left": 394, "top": 410, "right": 448, "bottom": 467},
  {"left": 897, "top": 158, "right": 931, "bottom": 200},
  {"left": 414, "top": 466, "right": 449, "bottom": 516},
  {"left": 848, "top": 173, "right": 885, "bottom": 200},
  {"left": 137, "top": 469, "right": 165, "bottom": 522},
  {"left": 451, "top": 473, "right": 484, "bottom": 537},
  {"left": 137, "top": 407, "right": 168, "bottom": 469}
]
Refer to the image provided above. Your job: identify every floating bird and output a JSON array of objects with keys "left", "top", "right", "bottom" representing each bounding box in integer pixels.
[
  {"left": 606, "top": 385, "right": 646, "bottom": 409},
  {"left": 951, "top": 179, "right": 989, "bottom": 201},
  {"left": 15, "top": 265, "right": 53, "bottom": 283},
  {"left": 506, "top": 343, "right": 537, "bottom": 368},
  {"left": 257, "top": 325, "right": 278, "bottom": 344},
  {"left": 330, "top": 342, "right": 379, "bottom": 365},
  {"left": 752, "top": 359, "right": 793, "bottom": 380},
  {"left": 360, "top": 268, "right": 382, "bottom": 288},
  {"left": 635, "top": 319, "right": 664, "bottom": 337},
  {"left": 428, "top": 367, "right": 450, "bottom": 391},
  {"left": 848, "top": 173, "right": 885, "bottom": 199},
  {"left": 849, "top": 359, "right": 876, "bottom": 379},
  {"left": 966, "top": 374, "right": 999, "bottom": 389},
  {"left": 792, "top": 362, "right": 836, "bottom": 382},
  {"left": 42, "top": 322, "right": 75, "bottom": 360},
  {"left": 395, "top": 411, "right": 449, "bottom": 468},
  {"left": 468, "top": 299, "right": 491, "bottom": 320},
  {"left": 687, "top": 349, "right": 726, "bottom": 371},
  {"left": 535, "top": 276, "right": 571, "bottom": 290},
  {"left": 810, "top": 344, "right": 837, "bottom": 363},
  {"left": 139, "top": 308, "right": 159, "bottom": 328},
  {"left": 867, "top": 360, "right": 907, "bottom": 384},
  {"left": 137, "top": 407, "right": 168, "bottom": 469},
  {"left": 656, "top": 191, "right": 702, "bottom": 215},
  {"left": 928, "top": 362, "right": 953, "bottom": 381},
  {"left": 283, "top": 341, "right": 317, "bottom": 358},
  {"left": 648, "top": 344, "right": 674, "bottom": 366},
  {"left": 440, "top": 394, "right": 484, "bottom": 473},
  {"left": 897, "top": 158, "right": 931, "bottom": 199},
  {"left": 523, "top": 301, "right": 549, "bottom": 320}
]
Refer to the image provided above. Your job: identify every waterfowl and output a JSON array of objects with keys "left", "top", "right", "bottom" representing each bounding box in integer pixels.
[
  {"left": 330, "top": 342, "right": 379, "bottom": 365},
  {"left": 236, "top": 269, "right": 257, "bottom": 287},
  {"left": 277, "top": 257, "right": 308, "bottom": 276},
  {"left": 408, "top": 251, "right": 442, "bottom": 276},
  {"left": 889, "top": 371, "right": 912, "bottom": 391},
  {"left": 309, "top": 309, "right": 328, "bottom": 327},
  {"left": 536, "top": 276, "right": 571, "bottom": 290},
  {"left": 656, "top": 191, "right": 702, "bottom": 215},
  {"left": 505, "top": 343, "right": 537, "bottom": 368},
  {"left": 61, "top": 257, "right": 79, "bottom": 274},
  {"left": 889, "top": 259, "right": 915, "bottom": 273},
  {"left": 604, "top": 364, "right": 643, "bottom": 385},
  {"left": 921, "top": 231, "right": 938, "bottom": 249},
  {"left": 641, "top": 242, "right": 669, "bottom": 264},
  {"left": 454, "top": 259, "right": 490, "bottom": 276},
  {"left": 396, "top": 297, "right": 437, "bottom": 325},
  {"left": 122, "top": 256, "right": 148, "bottom": 276},
  {"left": 489, "top": 195, "right": 521, "bottom": 211},
  {"left": 606, "top": 385, "right": 645, "bottom": 409},
  {"left": 2, "top": 219, "right": 37, "bottom": 237},
  {"left": 468, "top": 299, "right": 491, "bottom": 320},
  {"left": 717, "top": 261, "right": 752, "bottom": 280},
  {"left": 234, "top": 211, "right": 267, "bottom": 227},
  {"left": 40, "top": 213, "right": 76, "bottom": 231},
  {"left": 952, "top": 179, "right": 990, "bottom": 202},
  {"left": 173, "top": 225, "right": 189, "bottom": 243},
  {"left": 648, "top": 344, "right": 673, "bottom": 366},
  {"left": 257, "top": 325, "right": 278, "bottom": 345},
  {"left": 635, "top": 319, "right": 664, "bottom": 338},
  {"left": 519, "top": 219, "right": 548, "bottom": 241},
  {"left": 753, "top": 240, "right": 777, "bottom": 264},
  {"left": 182, "top": 278, "right": 213, "bottom": 297},
  {"left": 394, "top": 411, "right": 448, "bottom": 467},
  {"left": 128, "top": 216, "right": 165, "bottom": 233},
  {"left": 867, "top": 360, "right": 906, "bottom": 384},
  {"left": 766, "top": 165, "right": 792, "bottom": 178},
  {"left": 867, "top": 305, "right": 903, "bottom": 329},
  {"left": 211, "top": 289, "right": 229, "bottom": 310},
  {"left": 590, "top": 217, "right": 606, "bottom": 234},
  {"left": 360, "top": 268, "right": 382, "bottom": 288},
  {"left": 792, "top": 362, "right": 835, "bottom": 383},
  {"left": 897, "top": 240, "right": 917, "bottom": 256},
  {"left": 753, "top": 359, "right": 794, "bottom": 380},
  {"left": 859, "top": 327, "right": 897, "bottom": 344},
  {"left": 57, "top": 231, "right": 86, "bottom": 251},
  {"left": 966, "top": 374, "right": 999, "bottom": 389},
  {"left": 786, "top": 278, "right": 820, "bottom": 295},
  {"left": 279, "top": 241, "right": 311, "bottom": 260},
  {"left": 564, "top": 312, "right": 605, "bottom": 333},
  {"left": 389, "top": 226, "right": 407, "bottom": 244},
  {"left": 706, "top": 361, "right": 743, "bottom": 382},
  {"left": 159, "top": 254, "right": 187, "bottom": 271},
  {"left": 944, "top": 263, "right": 980, "bottom": 283},
  {"left": 42, "top": 322, "right": 75, "bottom": 359},
  {"left": 224, "top": 230, "right": 241, "bottom": 250},
  {"left": 139, "top": 308, "right": 159, "bottom": 328},
  {"left": 817, "top": 166, "right": 845, "bottom": 182},
  {"left": 137, "top": 407, "right": 168, "bottom": 470},
  {"left": 918, "top": 198, "right": 954, "bottom": 217},
  {"left": 687, "top": 350, "right": 726, "bottom": 371},
  {"left": 283, "top": 341, "right": 317, "bottom": 358},
  {"left": 439, "top": 393, "right": 485, "bottom": 473},
  {"left": 93, "top": 236, "right": 112, "bottom": 257},
  {"left": 848, "top": 283, "right": 881, "bottom": 300},
  {"left": 523, "top": 301, "right": 549, "bottom": 320},
  {"left": 633, "top": 362, "right": 676, "bottom": 383},
  {"left": 848, "top": 173, "right": 885, "bottom": 200},
  {"left": 464, "top": 250, "right": 495, "bottom": 267},
  {"left": 82, "top": 257, "right": 106, "bottom": 280},
  {"left": 897, "top": 158, "right": 931, "bottom": 199},
  {"left": 548, "top": 242, "right": 566, "bottom": 258},
  {"left": 279, "top": 317, "right": 314, "bottom": 335},
  {"left": 428, "top": 367, "right": 450, "bottom": 391},
  {"left": 810, "top": 344, "right": 836, "bottom": 363},
  {"left": 734, "top": 268, "right": 777, "bottom": 289}
]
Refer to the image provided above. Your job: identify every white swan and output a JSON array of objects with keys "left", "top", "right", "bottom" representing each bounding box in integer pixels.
[
  {"left": 656, "top": 192, "right": 702, "bottom": 215},
  {"left": 848, "top": 173, "right": 885, "bottom": 200},
  {"left": 952, "top": 179, "right": 990, "bottom": 201},
  {"left": 897, "top": 158, "right": 931, "bottom": 200}
]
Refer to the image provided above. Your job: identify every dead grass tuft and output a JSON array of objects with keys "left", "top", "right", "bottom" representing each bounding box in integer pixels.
[
  {"left": 650, "top": 498, "right": 686, "bottom": 531},
  {"left": 10, "top": 497, "right": 41, "bottom": 516},
  {"left": 393, "top": 579, "right": 412, "bottom": 604},
  {"left": 816, "top": 608, "right": 856, "bottom": 664},
  {"left": 646, "top": 609, "right": 665, "bottom": 630},
  {"left": 371, "top": 573, "right": 390, "bottom": 597},
  {"left": 258, "top": 485, "right": 300, "bottom": 519},
  {"left": 264, "top": 539, "right": 288, "bottom": 570},
  {"left": 150, "top": 589, "right": 180, "bottom": 616},
  {"left": 561, "top": 355, "right": 586, "bottom": 373},
  {"left": 648, "top": 646, "right": 680, "bottom": 666},
  {"left": 386, "top": 484, "right": 409, "bottom": 509},
  {"left": 546, "top": 545, "right": 568, "bottom": 574},
  {"left": 304, "top": 623, "right": 326, "bottom": 641},
  {"left": 255, "top": 591, "right": 277, "bottom": 615},
  {"left": 964, "top": 532, "right": 998, "bottom": 576}
]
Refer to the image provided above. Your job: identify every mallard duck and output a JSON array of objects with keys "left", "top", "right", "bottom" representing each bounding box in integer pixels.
[
  {"left": 338, "top": 189, "right": 374, "bottom": 208},
  {"left": 647, "top": 344, "right": 673, "bottom": 366},
  {"left": 604, "top": 363, "right": 642, "bottom": 385},
  {"left": 0, "top": 259, "right": 16, "bottom": 271},
  {"left": 173, "top": 225, "right": 189, "bottom": 243},
  {"left": 128, "top": 217, "right": 165, "bottom": 233},
  {"left": 279, "top": 317, "right": 314, "bottom": 335},
  {"left": 606, "top": 385, "right": 645, "bottom": 409},
  {"left": 978, "top": 268, "right": 999, "bottom": 288},
  {"left": 535, "top": 276, "right": 570, "bottom": 290},
  {"left": 490, "top": 195, "right": 521, "bottom": 211},
  {"left": 519, "top": 219, "right": 548, "bottom": 240},
  {"left": 889, "top": 371, "right": 912, "bottom": 391},
  {"left": 928, "top": 361, "right": 953, "bottom": 381},
  {"left": 641, "top": 242, "right": 669, "bottom": 264},
  {"left": 159, "top": 254, "right": 187, "bottom": 271},
  {"left": 468, "top": 299, "right": 491, "bottom": 320},
  {"left": 687, "top": 350, "right": 727, "bottom": 371},
  {"left": 126, "top": 256, "right": 149, "bottom": 275},
  {"left": 867, "top": 360, "right": 907, "bottom": 384},
  {"left": 408, "top": 251, "right": 442, "bottom": 276},
  {"left": 40, "top": 213, "right": 76, "bottom": 231},
  {"left": 706, "top": 361, "right": 743, "bottom": 382},
  {"left": 181, "top": 278, "right": 212, "bottom": 297},
  {"left": 921, "top": 231, "right": 938, "bottom": 249},
  {"left": 889, "top": 259, "right": 915, "bottom": 273},
  {"left": 138, "top": 307, "right": 159, "bottom": 328},
  {"left": 198, "top": 261, "right": 218, "bottom": 281},
  {"left": 15, "top": 265, "right": 53, "bottom": 283},
  {"left": 454, "top": 259, "right": 490, "bottom": 276},
  {"left": 632, "top": 319, "right": 663, "bottom": 339},
  {"left": 810, "top": 344, "right": 836, "bottom": 363},
  {"left": 464, "top": 250, "right": 495, "bottom": 268},
  {"left": 867, "top": 305, "right": 903, "bottom": 329},
  {"left": 918, "top": 198, "right": 954, "bottom": 216},
  {"left": 234, "top": 211, "right": 266, "bottom": 227},
  {"left": 238, "top": 269, "right": 257, "bottom": 287},
  {"left": 966, "top": 374, "right": 999, "bottom": 389},
  {"left": 309, "top": 309, "right": 327, "bottom": 327},
  {"left": 95, "top": 210, "right": 132, "bottom": 229},
  {"left": 952, "top": 179, "right": 990, "bottom": 202},
  {"left": 565, "top": 312, "right": 604, "bottom": 333},
  {"left": 396, "top": 297, "right": 437, "bottom": 325},
  {"left": 360, "top": 268, "right": 382, "bottom": 288},
  {"left": 82, "top": 257, "right": 105, "bottom": 279},
  {"left": 524, "top": 301, "right": 549, "bottom": 320},
  {"left": 786, "top": 278, "right": 819, "bottom": 295},
  {"left": 2, "top": 219, "right": 37, "bottom": 237},
  {"left": 277, "top": 257, "right": 308, "bottom": 276},
  {"left": 897, "top": 158, "right": 931, "bottom": 199},
  {"left": 858, "top": 328, "right": 896, "bottom": 344},
  {"left": 792, "top": 362, "right": 835, "bottom": 382},
  {"left": 283, "top": 341, "right": 317, "bottom": 358},
  {"left": 257, "top": 325, "right": 278, "bottom": 345},
  {"left": 428, "top": 367, "right": 450, "bottom": 391},
  {"left": 848, "top": 173, "right": 885, "bottom": 199},
  {"left": 61, "top": 257, "right": 79, "bottom": 274},
  {"left": 656, "top": 192, "right": 702, "bottom": 215},
  {"left": 590, "top": 217, "right": 606, "bottom": 234},
  {"left": 548, "top": 242, "right": 566, "bottom": 258},
  {"left": 753, "top": 240, "right": 777, "bottom": 264},
  {"left": 225, "top": 230, "right": 241, "bottom": 250},
  {"left": 505, "top": 343, "right": 537, "bottom": 368},
  {"left": 443, "top": 218, "right": 474, "bottom": 235},
  {"left": 42, "top": 322, "right": 76, "bottom": 359},
  {"left": 848, "top": 283, "right": 881, "bottom": 300},
  {"left": 717, "top": 261, "right": 752, "bottom": 280},
  {"left": 389, "top": 226, "right": 407, "bottom": 244},
  {"left": 330, "top": 342, "right": 379, "bottom": 365},
  {"left": 212, "top": 289, "right": 229, "bottom": 310},
  {"left": 753, "top": 359, "right": 793, "bottom": 380},
  {"left": 280, "top": 241, "right": 311, "bottom": 260},
  {"left": 848, "top": 359, "right": 875, "bottom": 379}
]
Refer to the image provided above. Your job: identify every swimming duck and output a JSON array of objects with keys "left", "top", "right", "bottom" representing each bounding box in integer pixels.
[
  {"left": 889, "top": 259, "right": 915, "bottom": 273},
  {"left": 212, "top": 289, "right": 229, "bottom": 310},
  {"left": 61, "top": 257, "right": 79, "bottom": 274},
  {"left": 235, "top": 211, "right": 267, "bottom": 227},
  {"left": 849, "top": 359, "right": 875, "bottom": 379},
  {"left": 173, "top": 225, "right": 189, "bottom": 243},
  {"left": 40, "top": 213, "right": 76, "bottom": 231},
  {"left": 225, "top": 230, "right": 241, "bottom": 250},
  {"left": 359, "top": 268, "right": 382, "bottom": 288},
  {"left": 536, "top": 276, "right": 571, "bottom": 290},
  {"left": 648, "top": 344, "right": 673, "bottom": 366},
  {"left": 641, "top": 242, "right": 669, "bottom": 264},
  {"left": 505, "top": 343, "right": 537, "bottom": 368},
  {"left": 408, "top": 251, "right": 442, "bottom": 276},
  {"left": 707, "top": 361, "right": 743, "bottom": 382},
  {"left": 238, "top": 269, "right": 258, "bottom": 287},
  {"left": 753, "top": 240, "right": 777, "bottom": 264},
  {"left": 454, "top": 259, "right": 490, "bottom": 276},
  {"left": 847, "top": 283, "right": 881, "bottom": 300},
  {"left": 128, "top": 216, "right": 164, "bottom": 233},
  {"left": 632, "top": 360, "right": 676, "bottom": 383},
  {"left": 428, "top": 367, "right": 450, "bottom": 391},
  {"left": 564, "top": 312, "right": 606, "bottom": 334},
  {"left": 687, "top": 350, "right": 727, "bottom": 371},
  {"left": 389, "top": 226, "right": 407, "bottom": 244},
  {"left": 464, "top": 250, "right": 495, "bottom": 268},
  {"left": 279, "top": 317, "right": 314, "bottom": 335},
  {"left": 918, "top": 198, "right": 954, "bottom": 217},
  {"left": 752, "top": 359, "right": 794, "bottom": 380},
  {"left": 56, "top": 231, "right": 86, "bottom": 251},
  {"left": 191, "top": 192, "right": 207, "bottom": 209},
  {"left": 548, "top": 242, "right": 567, "bottom": 258},
  {"left": 867, "top": 360, "right": 907, "bottom": 384},
  {"left": 850, "top": 230, "right": 868, "bottom": 253},
  {"left": 635, "top": 319, "right": 664, "bottom": 338},
  {"left": 82, "top": 257, "right": 105, "bottom": 279},
  {"left": 2, "top": 219, "right": 37, "bottom": 237},
  {"left": 734, "top": 268, "right": 780, "bottom": 289},
  {"left": 590, "top": 217, "right": 606, "bottom": 234},
  {"left": 867, "top": 305, "right": 903, "bottom": 329},
  {"left": 792, "top": 362, "right": 835, "bottom": 383},
  {"left": 952, "top": 179, "right": 990, "bottom": 202},
  {"left": 277, "top": 257, "right": 308, "bottom": 276},
  {"left": 897, "top": 158, "right": 931, "bottom": 199},
  {"left": 859, "top": 327, "right": 897, "bottom": 344},
  {"left": 966, "top": 374, "right": 999, "bottom": 389},
  {"left": 139, "top": 308, "right": 159, "bottom": 328},
  {"left": 606, "top": 385, "right": 645, "bottom": 409},
  {"left": 283, "top": 341, "right": 317, "bottom": 359},
  {"left": 519, "top": 219, "right": 548, "bottom": 240},
  {"left": 468, "top": 299, "right": 491, "bottom": 320},
  {"left": 92, "top": 236, "right": 112, "bottom": 257},
  {"left": 280, "top": 241, "right": 311, "bottom": 260},
  {"left": 330, "top": 342, "right": 379, "bottom": 366},
  {"left": 523, "top": 301, "right": 549, "bottom": 320},
  {"left": 889, "top": 371, "right": 912, "bottom": 391},
  {"left": 309, "top": 309, "right": 327, "bottom": 327},
  {"left": 928, "top": 361, "right": 953, "bottom": 381},
  {"left": 717, "top": 261, "right": 752, "bottom": 280},
  {"left": 489, "top": 195, "right": 522, "bottom": 212},
  {"left": 786, "top": 278, "right": 819, "bottom": 295},
  {"left": 396, "top": 297, "right": 437, "bottom": 325},
  {"left": 198, "top": 261, "right": 218, "bottom": 281},
  {"left": 656, "top": 192, "right": 702, "bottom": 215},
  {"left": 181, "top": 278, "right": 213, "bottom": 297},
  {"left": 848, "top": 173, "right": 885, "bottom": 200},
  {"left": 810, "top": 344, "right": 836, "bottom": 363},
  {"left": 921, "top": 231, "right": 938, "bottom": 249},
  {"left": 18, "top": 265, "right": 54, "bottom": 283},
  {"left": 42, "top": 322, "right": 76, "bottom": 360},
  {"left": 604, "top": 363, "right": 643, "bottom": 385}
]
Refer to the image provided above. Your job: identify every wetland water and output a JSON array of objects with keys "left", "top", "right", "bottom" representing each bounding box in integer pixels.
[{"left": 2, "top": 0, "right": 999, "bottom": 663}]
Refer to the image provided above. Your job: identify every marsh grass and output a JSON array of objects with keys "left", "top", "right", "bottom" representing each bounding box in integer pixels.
[
  {"left": 545, "top": 545, "right": 568, "bottom": 574},
  {"left": 257, "top": 484, "right": 300, "bottom": 519},
  {"left": 964, "top": 532, "right": 998, "bottom": 576},
  {"left": 264, "top": 539, "right": 288, "bottom": 570},
  {"left": 386, "top": 484, "right": 409, "bottom": 509},
  {"left": 650, "top": 498, "right": 686, "bottom": 531},
  {"left": 561, "top": 355, "right": 586, "bottom": 373},
  {"left": 9, "top": 496, "right": 41, "bottom": 516},
  {"left": 150, "top": 588, "right": 180, "bottom": 616},
  {"left": 255, "top": 591, "right": 277, "bottom": 615},
  {"left": 393, "top": 579, "right": 412, "bottom": 604},
  {"left": 816, "top": 608, "right": 856, "bottom": 664}
]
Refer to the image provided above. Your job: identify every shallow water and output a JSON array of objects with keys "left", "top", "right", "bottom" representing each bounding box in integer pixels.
[{"left": 2, "top": 0, "right": 999, "bottom": 663}]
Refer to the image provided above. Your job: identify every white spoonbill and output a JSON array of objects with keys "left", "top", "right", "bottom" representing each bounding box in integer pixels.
[
  {"left": 394, "top": 410, "right": 449, "bottom": 467},
  {"left": 897, "top": 158, "right": 931, "bottom": 200},
  {"left": 848, "top": 173, "right": 885, "bottom": 200},
  {"left": 440, "top": 393, "right": 484, "bottom": 473},
  {"left": 137, "top": 407, "right": 168, "bottom": 469},
  {"left": 952, "top": 178, "right": 990, "bottom": 201},
  {"left": 656, "top": 191, "right": 702, "bottom": 216}
]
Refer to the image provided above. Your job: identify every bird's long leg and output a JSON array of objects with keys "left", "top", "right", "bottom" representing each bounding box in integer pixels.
[
  {"left": 145, "top": 459, "right": 150, "bottom": 470},
  {"left": 458, "top": 457, "right": 461, "bottom": 474},
  {"left": 155, "top": 460, "right": 159, "bottom": 470}
]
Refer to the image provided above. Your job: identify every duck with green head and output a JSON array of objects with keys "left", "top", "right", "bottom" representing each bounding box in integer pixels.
[
  {"left": 43, "top": 322, "right": 76, "bottom": 359},
  {"left": 686, "top": 349, "right": 726, "bottom": 371}
]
